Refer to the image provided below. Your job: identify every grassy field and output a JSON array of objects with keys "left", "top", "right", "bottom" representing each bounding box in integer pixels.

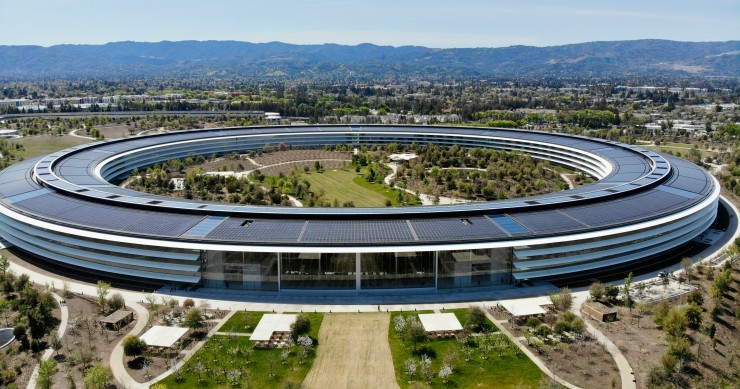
[
  {"left": 297, "top": 166, "right": 418, "bottom": 207},
  {"left": 389, "top": 310, "right": 544, "bottom": 388},
  {"left": 218, "top": 311, "right": 269, "bottom": 333},
  {"left": 303, "top": 313, "right": 398, "bottom": 389},
  {"left": 159, "top": 313, "right": 324, "bottom": 388},
  {"left": 10, "top": 134, "right": 93, "bottom": 161},
  {"left": 642, "top": 142, "right": 715, "bottom": 159},
  {"left": 444, "top": 308, "right": 498, "bottom": 333}
]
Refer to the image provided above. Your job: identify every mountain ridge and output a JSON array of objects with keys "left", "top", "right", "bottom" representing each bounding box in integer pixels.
[{"left": 0, "top": 39, "right": 737, "bottom": 80}]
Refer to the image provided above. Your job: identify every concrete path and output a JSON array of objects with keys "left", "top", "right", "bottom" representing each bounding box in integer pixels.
[
  {"left": 384, "top": 162, "right": 472, "bottom": 205},
  {"left": 572, "top": 293, "right": 636, "bottom": 389},
  {"left": 484, "top": 309, "right": 580, "bottom": 389},
  {"left": 109, "top": 301, "right": 150, "bottom": 389},
  {"left": 26, "top": 293, "right": 69, "bottom": 389},
  {"left": 69, "top": 128, "right": 96, "bottom": 140}
]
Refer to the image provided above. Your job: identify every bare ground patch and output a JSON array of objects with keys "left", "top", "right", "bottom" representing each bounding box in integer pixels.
[{"left": 303, "top": 313, "right": 399, "bottom": 389}]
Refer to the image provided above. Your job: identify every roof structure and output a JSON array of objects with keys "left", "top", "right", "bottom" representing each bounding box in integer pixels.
[
  {"left": 500, "top": 297, "right": 553, "bottom": 317},
  {"left": 249, "top": 314, "right": 297, "bottom": 341},
  {"left": 99, "top": 310, "right": 133, "bottom": 325},
  {"left": 418, "top": 313, "right": 463, "bottom": 332},
  {"left": 139, "top": 325, "right": 189, "bottom": 348}
]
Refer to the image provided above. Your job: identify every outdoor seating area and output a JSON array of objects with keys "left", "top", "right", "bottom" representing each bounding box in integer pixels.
[
  {"left": 254, "top": 331, "right": 292, "bottom": 348},
  {"left": 139, "top": 325, "right": 189, "bottom": 354},
  {"left": 99, "top": 310, "right": 134, "bottom": 330},
  {"left": 498, "top": 297, "right": 553, "bottom": 324},
  {"left": 249, "top": 314, "right": 297, "bottom": 348},
  {"left": 418, "top": 313, "right": 463, "bottom": 338}
]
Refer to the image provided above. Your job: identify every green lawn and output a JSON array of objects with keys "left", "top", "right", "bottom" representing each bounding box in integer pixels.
[
  {"left": 218, "top": 311, "right": 268, "bottom": 333},
  {"left": 389, "top": 311, "right": 544, "bottom": 388},
  {"left": 11, "top": 134, "right": 93, "bottom": 161},
  {"left": 643, "top": 144, "right": 714, "bottom": 159},
  {"left": 444, "top": 308, "right": 499, "bottom": 333},
  {"left": 295, "top": 165, "right": 419, "bottom": 207},
  {"left": 157, "top": 313, "right": 324, "bottom": 389}
]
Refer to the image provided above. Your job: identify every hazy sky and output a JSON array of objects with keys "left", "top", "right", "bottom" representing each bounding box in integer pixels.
[{"left": 3, "top": 0, "right": 738, "bottom": 48}]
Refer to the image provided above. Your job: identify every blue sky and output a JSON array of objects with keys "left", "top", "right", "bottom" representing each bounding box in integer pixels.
[{"left": 3, "top": 0, "right": 738, "bottom": 48}]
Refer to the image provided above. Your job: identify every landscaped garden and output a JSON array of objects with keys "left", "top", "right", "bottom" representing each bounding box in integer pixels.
[
  {"left": 158, "top": 312, "right": 323, "bottom": 388},
  {"left": 389, "top": 307, "right": 544, "bottom": 388}
]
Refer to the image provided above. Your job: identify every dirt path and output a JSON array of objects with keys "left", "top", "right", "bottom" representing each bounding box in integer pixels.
[{"left": 303, "top": 313, "right": 399, "bottom": 389}]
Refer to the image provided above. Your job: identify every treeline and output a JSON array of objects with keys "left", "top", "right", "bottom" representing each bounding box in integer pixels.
[
  {"left": 390, "top": 144, "right": 567, "bottom": 200},
  {"left": 126, "top": 157, "right": 288, "bottom": 206}
]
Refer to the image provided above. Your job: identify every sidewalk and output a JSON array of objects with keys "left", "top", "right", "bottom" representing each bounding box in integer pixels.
[
  {"left": 109, "top": 301, "right": 150, "bottom": 389},
  {"left": 572, "top": 293, "right": 636, "bottom": 389},
  {"left": 26, "top": 293, "right": 69, "bottom": 389},
  {"left": 484, "top": 309, "right": 581, "bottom": 389}
]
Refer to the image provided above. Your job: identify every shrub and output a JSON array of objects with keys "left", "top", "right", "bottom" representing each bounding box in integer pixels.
[
  {"left": 685, "top": 290, "right": 704, "bottom": 307},
  {"left": 589, "top": 281, "right": 605, "bottom": 301},
  {"left": 604, "top": 285, "right": 620, "bottom": 302},
  {"left": 107, "top": 293, "right": 125, "bottom": 312},
  {"left": 683, "top": 303, "right": 703, "bottom": 330},
  {"left": 290, "top": 313, "right": 310, "bottom": 340},
  {"left": 548, "top": 287, "right": 573, "bottom": 311},
  {"left": 467, "top": 307, "right": 488, "bottom": 332},
  {"left": 182, "top": 298, "right": 195, "bottom": 309}
]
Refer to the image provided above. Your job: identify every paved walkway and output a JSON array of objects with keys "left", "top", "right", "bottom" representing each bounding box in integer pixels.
[
  {"left": 26, "top": 293, "right": 69, "bottom": 389},
  {"left": 484, "top": 310, "right": 580, "bottom": 389},
  {"left": 572, "top": 293, "right": 636, "bottom": 389},
  {"left": 109, "top": 301, "right": 149, "bottom": 389},
  {"left": 69, "top": 128, "right": 95, "bottom": 140}
]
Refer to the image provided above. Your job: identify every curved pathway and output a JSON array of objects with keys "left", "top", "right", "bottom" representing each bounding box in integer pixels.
[
  {"left": 26, "top": 293, "right": 69, "bottom": 389},
  {"left": 69, "top": 129, "right": 96, "bottom": 140},
  {"left": 109, "top": 301, "right": 149, "bottom": 389},
  {"left": 572, "top": 293, "right": 636, "bottom": 389}
]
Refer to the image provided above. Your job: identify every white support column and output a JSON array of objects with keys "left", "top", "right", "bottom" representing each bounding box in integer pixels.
[{"left": 356, "top": 252, "right": 361, "bottom": 291}]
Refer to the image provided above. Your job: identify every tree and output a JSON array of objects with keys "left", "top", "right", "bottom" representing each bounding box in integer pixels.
[
  {"left": 438, "top": 364, "right": 453, "bottom": 384},
  {"left": 683, "top": 303, "right": 703, "bottom": 330},
  {"left": 95, "top": 280, "right": 111, "bottom": 311},
  {"left": 0, "top": 255, "right": 9, "bottom": 277},
  {"left": 406, "top": 320, "right": 428, "bottom": 351},
  {"left": 183, "top": 308, "right": 204, "bottom": 333},
  {"left": 420, "top": 354, "right": 433, "bottom": 383},
  {"left": 404, "top": 358, "right": 417, "bottom": 382},
  {"left": 681, "top": 257, "right": 693, "bottom": 283},
  {"left": 84, "top": 364, "right": 112, "bottom": 389},
  {"left": 37, "top": 359, "right": 57, "bottom": 389},
  {"left": 467, "top": 306, "right": 487, "bottom": 332},
  {"left": 622, "top": 272, "right": 634, "bottom": 309},
  {"left": 123, "top": 335, "right": 148, "bottom": 360},
  {"left": 49, "top": 330, "right": 63, "bottom": 356},
  {"left": 662, "top": 308, "right": 688, "bottom": 338},
  {"left": 589, "top": 281, "right": 605, "bottom": 301}
]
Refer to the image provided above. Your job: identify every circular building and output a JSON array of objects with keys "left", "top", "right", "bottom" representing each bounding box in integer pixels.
[{"left": 0, "top": 125, "right": 720, "bottom": 293}]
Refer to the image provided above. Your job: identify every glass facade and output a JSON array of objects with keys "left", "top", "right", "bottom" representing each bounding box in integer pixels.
[
  {"left": 280, "top": 252, "right": 356, "bottom": 290},
  {"left": 200, "top": 249, "right": 512, "bottom": 291},
  {"left": 438, "top": 248, "right": 513, "bottom": 288},
  {"left": 202, "top": 251, "right": 279, "bottom": 291},
  {"left": 360, "top": 251, "right": 435, "bottom": 289}
]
